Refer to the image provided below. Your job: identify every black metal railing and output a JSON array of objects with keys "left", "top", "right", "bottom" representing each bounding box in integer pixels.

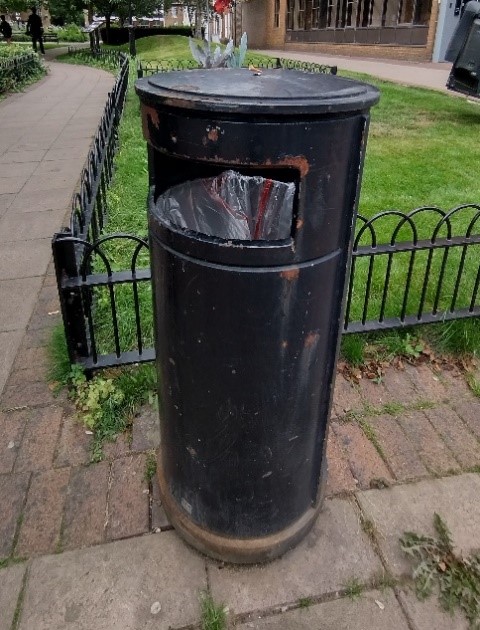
[
  {"left": 137, "top": 57, "right": 338, "bottom": 78},
  {"left": 52, "top": 51, "right": 130, "bottom": 368},
  {"left": 0, "top": 52, "right": 42, "bottom": 93},
  {"left": 345, "top": 204, "right": 480, "bottom": 333},
  {"left": 53, "top": 50, "right": 480, "bottom": 373}
]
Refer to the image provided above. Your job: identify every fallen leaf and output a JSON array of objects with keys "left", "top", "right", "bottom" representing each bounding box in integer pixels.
[
  {"left": 150, "top": 602, "right": 162, "bottom": 615},
  {"left": 375, "top": 600, "right": 385, "bottom": 610}
]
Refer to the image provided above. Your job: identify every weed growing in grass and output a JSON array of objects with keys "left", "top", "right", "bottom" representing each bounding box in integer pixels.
[
  {"left": 401, "top": 513, "right": 480, "bottom": 628},
  {"left": 344, "top": 577, "right": 364, "bottom": 600},
  {"left": 200, "top": 593, "right": 227, "bottom": 630}
]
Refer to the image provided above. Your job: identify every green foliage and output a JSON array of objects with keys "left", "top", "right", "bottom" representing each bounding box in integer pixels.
[
  {"left": 200, "top": 593, "right": 227, "bottom": 630},
  {"left": 144, "top": 450, "right": 157, "bottom": 482},
  {"left": 48, "top": 0, "right": 84, "bottom": 25},
  {"left": 343, "top": 577, "right": 364, "bottom": 600},
  {"left": 401, "top": 513, "right": 480, "bottom": 628},
  {"left": 70, "top": 368, "right": 125, "bottom": 430},
  {"left": 0, "top": 46, "right": 45, "bottom": 94},
  {"left": 55, "top": 24, "right": 86, "bottom": 41},
  {"left": 298, "top": 596, "right": 313, "bottom": 608}
]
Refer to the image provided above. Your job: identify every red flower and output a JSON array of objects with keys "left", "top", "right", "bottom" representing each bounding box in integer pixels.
[{"left": 214, "top": 0, "right": 231, "bottom": 13}]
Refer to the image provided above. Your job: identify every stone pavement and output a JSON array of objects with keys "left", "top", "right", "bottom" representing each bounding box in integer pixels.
[
  {"left": 1, "top": 53, "right": 480, "bottom": 630},
  {"left": 257, "top": 49, "right": 453, "bottom": 92},
  {"left": 0, "top": 55, "right": 114, "bottom": 397}
]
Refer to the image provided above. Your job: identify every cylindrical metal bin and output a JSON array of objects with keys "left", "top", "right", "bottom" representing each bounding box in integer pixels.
[{"left": 136, "top": 68, "right": 379, "bottom": 563}]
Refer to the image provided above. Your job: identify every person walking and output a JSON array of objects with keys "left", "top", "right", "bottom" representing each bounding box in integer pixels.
[
  {"left": 26, "top": 7, "right": 44, "bottom": 54},
  {"left": 0, "top": 15, "right": 12, "bottom": 44}
]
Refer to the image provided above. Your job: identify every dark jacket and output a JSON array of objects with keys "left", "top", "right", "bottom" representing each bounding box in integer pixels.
[
  {"left": 0, "top": 20, "right": 12, "bottom": 38},
  {"left": 27, "top": 13, "right": 42, "bottom": 36}
]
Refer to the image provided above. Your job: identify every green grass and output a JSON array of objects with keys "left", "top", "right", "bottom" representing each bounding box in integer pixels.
[
  {"left": 343, "top": 577, "right": 364, "bottom": 600},
  {"left": 200, "top": 593, "right": 227, "bottom": 630}
]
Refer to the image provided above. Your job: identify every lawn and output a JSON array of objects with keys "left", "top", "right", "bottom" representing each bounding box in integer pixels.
[{"left": 79, "top": 37, "right": 480, "bottom": 358}]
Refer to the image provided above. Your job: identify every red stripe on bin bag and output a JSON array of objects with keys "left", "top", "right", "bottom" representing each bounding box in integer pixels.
[
  {"left": 201, "top": 178, "right": 244, "bottom": 220},
  {"left": 254, "top": 179, "right": 273, "bottom": 240}
]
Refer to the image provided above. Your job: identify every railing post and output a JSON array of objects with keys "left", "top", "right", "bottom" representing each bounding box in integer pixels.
[{"left": 52, "top": 231, "right": 90, "bottom": 365}]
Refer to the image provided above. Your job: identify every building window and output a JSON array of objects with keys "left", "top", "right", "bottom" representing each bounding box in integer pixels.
[
  {"left": 311, "top": 0, "right": 321, "bottom": 27},
  {"left": 287, "top": 0, "right": 295, "bottom": 28},
  {"left": 297, "top": 0, "right": 306, "bottom": 28},
  {"left": 274, "top": 0, "right": 281, "bottom": 27}
]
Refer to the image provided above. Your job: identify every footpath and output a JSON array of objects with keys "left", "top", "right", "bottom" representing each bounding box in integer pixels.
[{"left": 0, "top": 53, "right": 479, "bottom": 630}]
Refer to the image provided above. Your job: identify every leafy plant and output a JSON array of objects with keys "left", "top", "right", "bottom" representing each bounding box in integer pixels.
[
  {"left": 402, "top": 333, "right": 424, "bottom": 359},
  {"left": 189, "top": 32, "right": 248, "bottom": 69},
  {"left": 200, "top": 592, "right": 227, "bottom": 630},
  {"left": 189, "top": 37, "right": 233, "bottom": 68},
  {"left": 226, "top": 32, "right": 248, "bottom": 68},
  {"left": 401, "top": 513, "right": 480, "bottom": 628}
]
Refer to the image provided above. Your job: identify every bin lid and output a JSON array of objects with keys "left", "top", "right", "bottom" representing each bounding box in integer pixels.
[{"left": 135, "top": 68, "right": 379, "bottom": 115}]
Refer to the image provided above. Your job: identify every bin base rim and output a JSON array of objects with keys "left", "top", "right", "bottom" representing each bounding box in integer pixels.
[{"left": 156, "top": 458, "right": 324, "bottom": 564}]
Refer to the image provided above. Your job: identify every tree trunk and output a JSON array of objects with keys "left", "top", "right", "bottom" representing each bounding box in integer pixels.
[
  {"left": 105, "top": 13, "right": 111, "bottom": 43},
  {"left": 194, "top": 0, "right": 203, "bottom": 38}
]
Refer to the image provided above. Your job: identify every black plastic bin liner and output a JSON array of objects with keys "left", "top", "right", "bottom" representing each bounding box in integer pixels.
[{"left": 153, "top": 169, "right": 295, "bottom": 241}]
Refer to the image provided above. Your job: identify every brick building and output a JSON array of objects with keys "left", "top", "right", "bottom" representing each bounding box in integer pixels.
[{"left": 236, "top": 0, "right": 439, "bottom": 60}]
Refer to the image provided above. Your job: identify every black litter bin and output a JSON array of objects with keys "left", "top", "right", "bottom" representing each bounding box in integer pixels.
[
  {"left": 136, "top": 68, "right": 379, "bottom": 563},
  {"left": 446, "top": 0, "right": 480, "bottom": 97}
]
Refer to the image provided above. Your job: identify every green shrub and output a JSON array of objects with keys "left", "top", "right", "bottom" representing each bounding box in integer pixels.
[
  {"left": 55, "top": 23, "right": 86, "bottom": 42},
  {"left": 0, "top": 48, "right": 45, "bottom": 94}
]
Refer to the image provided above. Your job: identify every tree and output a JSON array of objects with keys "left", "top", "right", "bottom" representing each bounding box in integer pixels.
[{"left": 48, "top": 0, "right": 85, "bottom": 24}]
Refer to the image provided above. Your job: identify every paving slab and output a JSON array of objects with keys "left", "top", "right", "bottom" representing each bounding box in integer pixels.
[
  {"left": 0, "top": 563, "right": 26, "bottom": 630},
  {"left": 255, "top": 49, "right": 452, "bottom": 92},
  {"left": 0, "top": 209, "right": 65, "bottom": 242},
  {"left": 208, "top": 498, "right": 382, "bottom": 616},
  {"left": 0, "top": 278, "right": 43, "bottom": 332},
  {"left": 0, "top": 331, "right": 23, "bottom": 397},
  {"left": 0, "top": 240, "right": 53, "bottom": 281},
  {"left": 396, "top": 587, "right": 469, "bottom": 630},
  {"left": 8, "top": 186, "right": 73, "bottom": 213},
  {"left": 235, "top": 589, "right": 409, "bottom": 629},
  {"left": 357, "top": 473, "right": 480, "bottom": 577},
  {"left": 19, "top": 532, "right": 207, "bottom": 630}
]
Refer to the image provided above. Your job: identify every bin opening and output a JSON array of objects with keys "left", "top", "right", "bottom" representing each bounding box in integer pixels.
[{"left": 152, "top": 170, "right": 296, "bottom": 241}]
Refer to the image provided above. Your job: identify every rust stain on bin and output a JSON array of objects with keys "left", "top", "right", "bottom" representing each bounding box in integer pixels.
[
  {"left": 281, "top": 269, "right": 299, "bottom": 282},
  {"left": 141, "top": 105, "right": 160, "bottom": 139},
  {"left": 207, "top": 128, "right": 219, "bottom": 142},
  {"left": 266, "top": 155, "right": 310, "bottom": 177},
  {"left": 305, "top": 332, "right": 320, "bottom": 348}
]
